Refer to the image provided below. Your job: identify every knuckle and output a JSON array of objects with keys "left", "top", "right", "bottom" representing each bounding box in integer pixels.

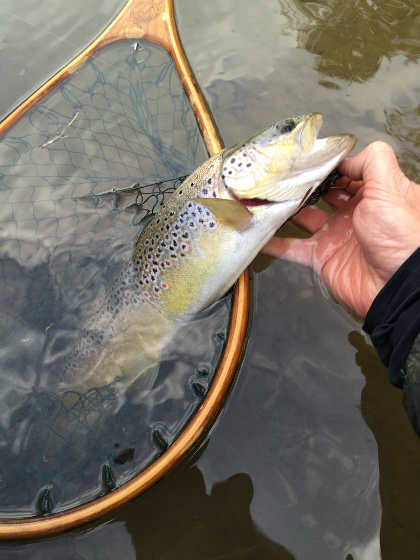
[{"left": 368, "top": 140, "right": 394, "bottom": 155}]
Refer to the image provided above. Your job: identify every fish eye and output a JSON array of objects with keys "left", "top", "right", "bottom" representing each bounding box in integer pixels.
[{"left": 277, "top": 120, "right": 296, "bottom": 134}]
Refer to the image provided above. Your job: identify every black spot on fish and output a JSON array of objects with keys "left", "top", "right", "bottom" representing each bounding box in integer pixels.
[
  {"left": 208, "top": 178, "right": 212, "bottom": 184},
  {"left": 246, "top": 163, "right": 252, "bottom": 167}
]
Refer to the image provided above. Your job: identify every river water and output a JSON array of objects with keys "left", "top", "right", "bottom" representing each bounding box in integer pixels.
[{"left": 0, "top": 0, "right": 419, "bottom": 559}]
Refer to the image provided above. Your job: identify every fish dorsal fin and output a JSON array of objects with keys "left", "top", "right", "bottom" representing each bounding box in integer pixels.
[{"left": 194, "top": 198, "right": 253, "bottom": 231}]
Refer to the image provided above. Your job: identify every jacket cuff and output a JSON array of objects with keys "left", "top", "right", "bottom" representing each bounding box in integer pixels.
[{"left": 363, "top": 246, "right": 420, "bottom": 388}]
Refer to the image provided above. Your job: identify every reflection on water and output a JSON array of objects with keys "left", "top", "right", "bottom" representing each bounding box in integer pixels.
[
  {"left": 0, "top": 463, "right": 294, "bottom": 559},
  {"left": 177, "top": 0, "right": 420, "bottom": 558},
  {"left": 0, "top": 0, "right": 125, "bottom": 121},
  {"left": 385, "top": 104, "right": 420, "bottom": 181},
  {"left": 278, "top": 0, "right": 420, "bottom": 83},
  {"left": 197, "top": 261, "right": 381, "bottom": 560},
  {"left": 350, "top": 332, "right": 420, "bottom": 559},
  {"left": 276, "top": 0, "right": 420, "bottom": 182}
]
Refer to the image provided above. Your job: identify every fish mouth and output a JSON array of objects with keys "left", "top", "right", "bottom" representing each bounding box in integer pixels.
[
  {"left": 235, "top": 196, "right": 272, "bottom": 207},
  {"left": 226, "top": 113, "right": 356, "bottom": 206}
]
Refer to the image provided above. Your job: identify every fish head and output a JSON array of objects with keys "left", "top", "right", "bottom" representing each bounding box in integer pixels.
[{"left": 220, "top": 113, "right": 355, "bottom": 213}]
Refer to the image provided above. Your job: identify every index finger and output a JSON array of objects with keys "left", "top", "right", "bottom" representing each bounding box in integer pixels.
[{"left": 338, "top": 147, "right": 368, "bottom": 181}]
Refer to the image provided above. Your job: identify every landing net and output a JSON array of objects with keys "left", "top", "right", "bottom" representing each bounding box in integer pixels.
[{"left": 0, "top": 39, "right": 231, "bottom": 516}]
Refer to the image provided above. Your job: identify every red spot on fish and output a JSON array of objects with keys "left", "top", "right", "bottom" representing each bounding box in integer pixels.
[
  {"left": 166, "top": 260, "right": 171, "bottom": 266},
  {"left": 162, "top": 283, "right": 167, "bottom": 288},
  {"left": 122, "top": 316, "right": 126, "bottom": 321},
  {"left": 109, "top": 351, "right": 113, "bottom": 355}
]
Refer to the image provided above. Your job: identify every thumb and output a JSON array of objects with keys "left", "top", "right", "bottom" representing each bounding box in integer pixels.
[{"left": 339, "top": 141, "right": 401, "bottom": 186}]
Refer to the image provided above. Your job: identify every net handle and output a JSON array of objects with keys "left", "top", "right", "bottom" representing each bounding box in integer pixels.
[{"left": 0, "top": 0, "right": 249, "bottom": 538}]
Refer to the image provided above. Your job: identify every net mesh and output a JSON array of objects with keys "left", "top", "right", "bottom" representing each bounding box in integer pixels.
[{"left": 0, "top": 39, "right": 230, "bottom": 516}]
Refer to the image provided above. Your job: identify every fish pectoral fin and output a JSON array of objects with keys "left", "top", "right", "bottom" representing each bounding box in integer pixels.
[{"left": 194, "top": 198, "right": 253, "bottom": 231}]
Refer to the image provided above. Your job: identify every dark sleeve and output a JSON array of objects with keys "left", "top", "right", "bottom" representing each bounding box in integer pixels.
[
  {"left": 363, "top": 246, "right": 420, "bottom": 434},
  {"left": 403, "top": 332, "right": 420, "bottom": 436}
]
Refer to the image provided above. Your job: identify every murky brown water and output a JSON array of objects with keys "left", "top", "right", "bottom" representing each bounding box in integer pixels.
[{"left": 0, "top": 0, "right": 420, "bottom": 558}]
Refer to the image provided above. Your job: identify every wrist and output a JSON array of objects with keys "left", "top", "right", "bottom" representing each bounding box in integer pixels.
[{"left": 363, "top": 246, "right": 420, "bottom": 387}]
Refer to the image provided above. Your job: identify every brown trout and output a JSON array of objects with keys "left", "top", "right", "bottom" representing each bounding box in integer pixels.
[{"left": 49, "top": 113, "right": 355, "bottom": 393}]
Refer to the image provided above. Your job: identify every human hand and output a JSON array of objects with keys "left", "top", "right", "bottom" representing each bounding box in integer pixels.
[{"left": 263, "top": 141, "right": 420, "bottom": 318}]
